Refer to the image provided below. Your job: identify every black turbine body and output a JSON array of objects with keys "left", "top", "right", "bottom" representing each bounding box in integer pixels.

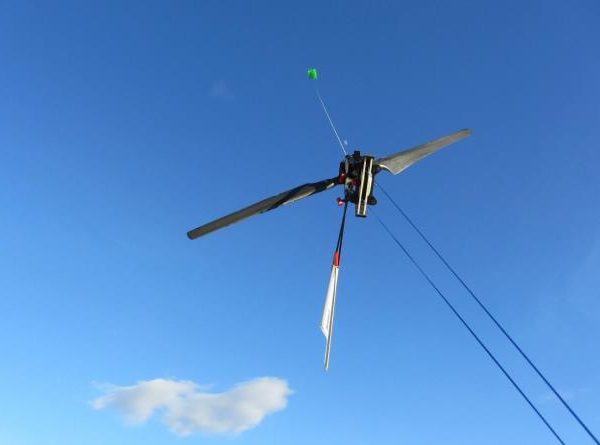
[{"left": 187, "top": 127, "right": 472, "bottom": 370}]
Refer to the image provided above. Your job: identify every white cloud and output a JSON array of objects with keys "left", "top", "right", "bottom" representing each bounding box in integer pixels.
[
  {"left": 92, "top": 377, "right": 292, "bottom": 436},
  {"left": 209, "top": 80, "right": 234, "bottom": 100},
  {"left": 539, "top": 386, "right": 593, "bottom": 406},
  {"left": 567, "top": 239, "right": 600, "bottom": 319}
]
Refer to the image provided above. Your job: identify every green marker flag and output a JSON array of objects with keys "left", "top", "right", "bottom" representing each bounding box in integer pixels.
[{"left": 307, "top": 68, "right": 318, "bottom": 80}]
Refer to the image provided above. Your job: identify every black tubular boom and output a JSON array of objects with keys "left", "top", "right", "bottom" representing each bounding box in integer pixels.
[
  {"left": 376, "top": 182, "right": 599, "bottom": 445},
  {"left": 336, "top": 201, "right": 349, "bottom": 257}
]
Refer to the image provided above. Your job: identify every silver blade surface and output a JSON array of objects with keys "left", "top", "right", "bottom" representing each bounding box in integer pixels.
[
  {"left": 321, "top": 264, "right": 339, "bottom": 371},
  {"left": 376, "top": 129, "right": 472, "bottom": 175},
  {"left": 187, "top": 177, "right": 339, "bottom": 240}
]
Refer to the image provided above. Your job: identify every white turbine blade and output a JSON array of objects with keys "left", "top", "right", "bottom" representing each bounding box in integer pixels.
[
  {"left": 376, "top": 129, "right": 472, "bottom": 175},
  {"left": 320, "top": 265, "right": 338, "bottom": 336},
  {"left": 320, "top": 264, "right": 339, "bottom": 370}
]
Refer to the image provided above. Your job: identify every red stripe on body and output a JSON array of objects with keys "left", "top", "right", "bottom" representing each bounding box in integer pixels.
[{"left": 333, "top": 251, "right": 340, "bottom": 266}]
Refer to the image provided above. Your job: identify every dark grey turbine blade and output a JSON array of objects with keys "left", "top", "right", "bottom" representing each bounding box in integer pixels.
[
  {"left": 376, "top": 129, "right": 472, "bottom": 175},
  {"left": 187, "top": 177, "right": 339, "bottom": 240}
]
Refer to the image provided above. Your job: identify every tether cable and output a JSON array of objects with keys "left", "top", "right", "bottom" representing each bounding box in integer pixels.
[
  {"left": 373, "top": 212, "right": 566, "bottom": 445},
  {"left": 376, "top": 182, "right": 599, "bottom": 445}
]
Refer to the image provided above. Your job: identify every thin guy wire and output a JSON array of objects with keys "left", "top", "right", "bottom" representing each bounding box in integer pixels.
[
  {"left": 376, "top": 182, "right": 599, "bottom": 445},
  {"left": 316, "top": 90, "right": 347, "bottom": 156},
  {"left": 373, "top": 212, "right": 566, "bottom": 445}
]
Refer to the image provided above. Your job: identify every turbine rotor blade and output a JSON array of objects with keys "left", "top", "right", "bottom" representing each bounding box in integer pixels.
[
  {"left": 187, "top": 177, "right": 339, "bottom": 240},
  {"left": 321, "top": 263, "right": 339, "bottom": 371},
  {"left": 376, "top": 129, "right": 472, "bottom": 175}
]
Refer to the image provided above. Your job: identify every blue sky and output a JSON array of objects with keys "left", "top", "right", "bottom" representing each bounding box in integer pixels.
[{"left": 1, "top": 1, "right": 599, "bottom": 444}]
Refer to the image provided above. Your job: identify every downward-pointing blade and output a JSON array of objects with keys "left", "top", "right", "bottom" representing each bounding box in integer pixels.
[{"left": 321, "top": 264, "right": 339, "bottom": 371}]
